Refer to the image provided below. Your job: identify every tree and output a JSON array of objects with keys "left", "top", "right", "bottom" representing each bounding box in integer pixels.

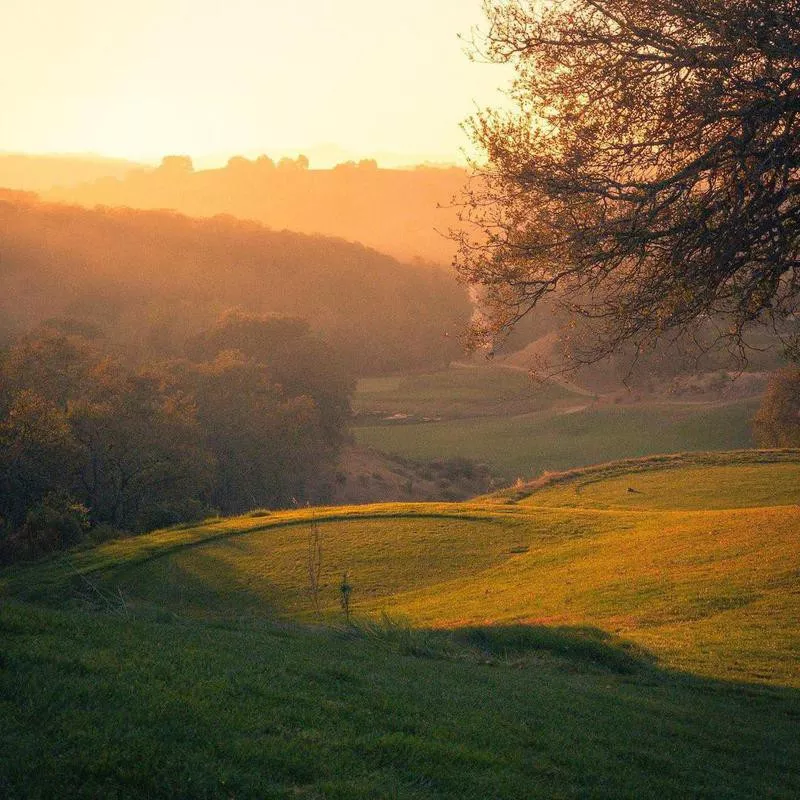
[
  {"left": 175, "top": 350, "right": 335, "bottom": 513},
  {"left": 185, "top": 311, "right": 354, "bottom": 441},
  {"left": 157, "top": 155, "right": 194, "bottom": 175},
  {"left": 3, "top": 322, "right": 98, "bottom": 410},
  {"left": 0, "top": 390, "right": 83, "bottom": 527},
  {"left": 753, "top": 367, "right": 800, "bottom": 446},
  {"left": 456, "top": 1, "right": 800, "bottom": 369},
  {"left": 68, "top": 360, "right": 212, "bottom": 531}
]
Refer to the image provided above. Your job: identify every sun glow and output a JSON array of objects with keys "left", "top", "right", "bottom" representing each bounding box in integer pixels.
[{"left": 1, "top": 0, "right": 510, "bottom": 165}]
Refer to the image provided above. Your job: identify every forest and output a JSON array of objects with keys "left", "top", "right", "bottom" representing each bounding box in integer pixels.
[
  {"left": 0, "top": 190, "right": 470, "bottom": 560},
  {"left": 0, "top": 312, "right": 354, "bottom": 562},
  {"left": 0, "top": 190, "right": 469, "bottom": 374}
]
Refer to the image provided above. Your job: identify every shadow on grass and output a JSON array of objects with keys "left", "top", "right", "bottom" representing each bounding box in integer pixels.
[
  {"left": 66, "top": 549, "right": 287, "bottom": 624},
  {"left": 350, "top": 616, "right": 655, "bottom": 675}
]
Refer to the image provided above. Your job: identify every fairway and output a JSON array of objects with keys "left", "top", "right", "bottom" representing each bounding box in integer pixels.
[
  {"left": 520, "top": 460, "right": 800, "bottom": 510},
  {"left": 6, "top": 451, "right": 797, "bottom": 688}
]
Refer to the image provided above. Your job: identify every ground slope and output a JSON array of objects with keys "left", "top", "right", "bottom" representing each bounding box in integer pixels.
[
  {"left": 352, "top": 365, "right": 760, "bottom": 481},
  {"left": 1, "top": 451, "right": 798, "bottom": 798},
  {"left": 5, "top": 451, "right": 797, "bottom": 687}
]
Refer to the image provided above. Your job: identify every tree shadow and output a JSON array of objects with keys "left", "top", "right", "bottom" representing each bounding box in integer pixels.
[{"left": 352, "top": 617, "right": 800, "bottom": 702}]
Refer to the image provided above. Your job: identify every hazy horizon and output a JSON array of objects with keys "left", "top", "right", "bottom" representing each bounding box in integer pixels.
[
  {"left": 0, "top": 143, "right": 464, "bottom": 171},
  {"left": 0, "top": 1, "right": 511, "bottom": 165}
]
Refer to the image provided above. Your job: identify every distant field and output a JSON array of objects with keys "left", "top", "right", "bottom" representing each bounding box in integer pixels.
[
  {"left": 354, "top": 397, "right": 758, "bottom": 480},
  {"left": 353, "top": 365, "right": 578, "bottom": 420},
  {"left": 2, "top": 452, "right": 798, "bottom": 798}
]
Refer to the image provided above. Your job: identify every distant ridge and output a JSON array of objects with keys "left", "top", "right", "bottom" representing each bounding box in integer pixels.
[{"left": 0, "top": 152, "right": 144, "bottom": 192}]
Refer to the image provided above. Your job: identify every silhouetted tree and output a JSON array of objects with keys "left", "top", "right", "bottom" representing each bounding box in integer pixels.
[
  {"left": 457, "top": 0, "right": 800, "bottom": 368},
  {"left": 157, "top": 155, "right": 194, "bottom": 175},
  {"left": 226, "top": 156, "right": 251, "bottom": 171}
]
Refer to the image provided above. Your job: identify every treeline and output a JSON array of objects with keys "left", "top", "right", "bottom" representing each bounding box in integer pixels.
[
  {"left": 0, "top": 314, "right": 353, "bottom": 563},
  {"left": 0, "top": 191, "right": 470, "bottom": 375},
  {"left": 46, "top": 155, "right": 466, "bottom": 264}
]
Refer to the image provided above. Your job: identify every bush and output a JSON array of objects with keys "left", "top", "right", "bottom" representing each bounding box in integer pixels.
[
  {"left": 753, "top": 367, "right": 800, "bottom": 447},
  {"left": 5, "top": 493, "right": 90, "bottom": 562}
]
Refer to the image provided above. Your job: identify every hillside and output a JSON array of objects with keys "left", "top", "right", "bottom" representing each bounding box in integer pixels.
[
  {"left": 11, "top": 449, "right": 795, "bottom": 686},
  {"left": 0, "top": 191, "right": 469, "bottom": 374},
  {"left": 351, "top": 363, "right": 763, "bottom": 481},
  {"left": 46, "top": 158, "right": 465, "bottom": 265},
  {"left": 2, "top": 451, "right": 798, "bottom": 798}
]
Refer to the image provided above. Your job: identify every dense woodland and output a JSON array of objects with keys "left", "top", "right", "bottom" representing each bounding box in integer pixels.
[
  {"left": 0, "top": 190, "right": 469, "bottom": 374},
  {"left": 0, "top": 313, "right": 353, "bottom": 562},
  {"left": 0, "top": 190, "right": 473, "bottom": 560}
]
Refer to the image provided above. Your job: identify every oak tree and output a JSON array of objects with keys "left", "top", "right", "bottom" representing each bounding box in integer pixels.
[{"left": 456, "top": 0, "right": 800, "bottom": 368}]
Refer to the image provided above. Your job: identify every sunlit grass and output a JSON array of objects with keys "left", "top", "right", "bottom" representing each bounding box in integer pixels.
[
  {"left": 5, "top": 453, "right": 797, "bottom": 687},
  {"left": 379, "top": 505, "right": 799, "bottom": 686},
  {"left": 521, "top": 462, "right": 800, "bottom": 510},
  {"left": 3, "top": 452, "right": 800, "bottom": 798}
]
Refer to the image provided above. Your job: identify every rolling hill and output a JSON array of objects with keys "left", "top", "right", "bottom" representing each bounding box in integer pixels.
[
  {"left": 2, "top": 451, "right": 798, "bottom": 798},
  {"left": 0, "top": 191, "right": 469, "bottom": 374}
]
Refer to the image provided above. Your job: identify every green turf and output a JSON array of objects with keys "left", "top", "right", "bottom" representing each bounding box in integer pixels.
[
  {"left": 2, "top": 601, "right": 799, "bottom": 799},
  {"left": 2, "top": 452, "right": 799, "bottom": 798},
  {"left": 353, "top": 365, "right": 576, "bottom": 420},
  {"left": 354, "top": 400, "right": 758, "bottom": 480},
  {"left": 521, "top": 462, "right": 800, "bottom": 510}
]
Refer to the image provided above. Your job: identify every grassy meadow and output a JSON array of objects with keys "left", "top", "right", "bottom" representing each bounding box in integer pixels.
[
  {"left": 352, "top": 365, "right": 759, "bottom": 480},
  {"left": 2, "top": 451, "right": 798, "bottom": 798}
]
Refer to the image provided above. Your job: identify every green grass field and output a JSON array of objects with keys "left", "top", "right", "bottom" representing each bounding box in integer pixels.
[
  {"left": 352, "top": 365, "right": 759, "bottom": 480},
  {"left": 353, "top": 366, "right": 578, "bottom": 420},
  {"left": 2, "top": 451, "right": 798, "bottom": 798}
]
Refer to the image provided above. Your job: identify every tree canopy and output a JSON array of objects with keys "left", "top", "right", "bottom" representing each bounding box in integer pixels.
[
  {"left": 0, "top": 315, "right": 354, "bottom": 562},
  {"left": 0, "top": 192, "right": 469, "bottom": 375},
  {"left": 753, "top": 366, "right": 800, "bottom": 447},
  {"left": 456, "top": 0, "right": 800, "bottom": 368}
]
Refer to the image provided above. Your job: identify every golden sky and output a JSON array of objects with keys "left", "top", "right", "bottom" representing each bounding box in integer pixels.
[{"left": 0, "top": 0, "right": 510, "bottom": 166}]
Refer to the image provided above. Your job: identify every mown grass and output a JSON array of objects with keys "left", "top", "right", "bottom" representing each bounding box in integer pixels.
[
  {"left": 4, "top": 453, "right": 797, "bottom": 687},
  {"left": 518, "top": 457, "right": 800, "bottom": 510},
  {"left": 380, "top": 505, "right": 799, "bottom": 686},
  {"left": 354, "top": 400, "right": 758, "bottom": 480},
  {"left": 2, "top": 452, "right": 799, "bottom": 798}
]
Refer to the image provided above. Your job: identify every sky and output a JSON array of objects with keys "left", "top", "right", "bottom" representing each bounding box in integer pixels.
[{"left": 0, "top": 0, "right": 511, "bottom": 167}]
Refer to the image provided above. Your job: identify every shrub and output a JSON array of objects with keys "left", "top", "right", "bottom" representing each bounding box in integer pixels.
[{"left": 6, "top": 492, "right": 90, "bottom": 562}]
